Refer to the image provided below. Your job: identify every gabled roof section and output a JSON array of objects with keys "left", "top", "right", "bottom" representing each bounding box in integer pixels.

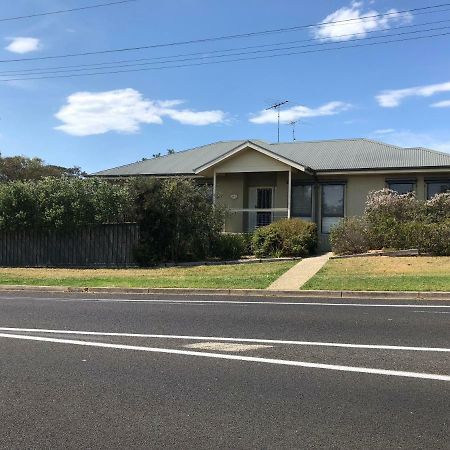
[
  {"left": 93, "top": 138, "right": 450, "bottom": 177},
  {"left": 193, "top": 140, "right": 313, "bottom": 174},
  {"left": 269, "top": 138, "right": 450, "bottom": 172}
]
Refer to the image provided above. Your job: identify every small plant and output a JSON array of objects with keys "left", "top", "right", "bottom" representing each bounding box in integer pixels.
[
  {"left": 211, "top": 233, "right": 247, "bottom": 261},
  {"left": 330, "top": 217, "right": 370, "bottom": 255},
  {"left": 252, "top": 219, "right": 317, "bottom": 258}
]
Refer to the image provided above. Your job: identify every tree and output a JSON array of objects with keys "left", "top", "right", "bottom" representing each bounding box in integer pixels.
[
  {"left": 0, "top": 154, "right": 86, "bottom": 182},
  {"left": 167, "top": 149, "right": 175, "bottom": 155}
]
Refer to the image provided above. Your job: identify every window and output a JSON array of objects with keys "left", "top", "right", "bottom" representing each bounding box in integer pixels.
[
  {"left": 387, "top": 180, "right": 415, "bottom": 195},
  {"left": 291, "top": 184, "right": 313, "bottom": 220},
  {"left": 427, "top": 181, "right": 450, "bottom": 199},
  {"left": 321, "top": 184, "right": 345, "bottom": 234}
]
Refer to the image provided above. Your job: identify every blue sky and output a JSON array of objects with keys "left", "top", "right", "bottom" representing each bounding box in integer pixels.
[{"left": 0, "top": 0, "right": 449, "bottom": 172}]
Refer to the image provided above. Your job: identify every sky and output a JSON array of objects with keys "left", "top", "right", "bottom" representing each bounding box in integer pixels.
[{"left": 0, "top": 0, "right": 449, "bottom": 173}]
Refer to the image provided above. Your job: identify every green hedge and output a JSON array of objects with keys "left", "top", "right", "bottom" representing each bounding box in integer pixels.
[{"left": 252, "top": 219, "right": 317, "bottom": 258}]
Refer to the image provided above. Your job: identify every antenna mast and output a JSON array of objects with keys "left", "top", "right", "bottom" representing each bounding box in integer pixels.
[
  {"left": 266, "top": 100, "right": 288, "bottom": 143},
  {"left": 289, "top": 120, "right": 298, "bottom": 141}
]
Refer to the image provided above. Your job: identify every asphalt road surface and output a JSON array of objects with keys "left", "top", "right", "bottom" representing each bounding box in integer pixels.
[{"left": 0, "top": 292, "right": 449, "bottom": 449}]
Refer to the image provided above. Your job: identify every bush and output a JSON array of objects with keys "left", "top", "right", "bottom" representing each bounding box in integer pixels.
[
  {"left": 0, "top": 177, "right": 131, "bottom": 230},
  {"left": 330, "top": 217, "right": 370, "bottom": 255},
  {"left": 132, "top": 177, "right": 225, "bottom": 264},
  {"left": 252, "top": 219, "right": 317, "bottom": 258},
  {"left": 425, "top": 193, "right": 450, "bottom": 222},
  {"left": 211, "top": 233, "right": 247, "bottom": 260},
  {"left": 416, "top": 220, "right": 450, "bottom": 256},
  {"left": 331, "top": 190, "right": 450, "bottom": 255}
]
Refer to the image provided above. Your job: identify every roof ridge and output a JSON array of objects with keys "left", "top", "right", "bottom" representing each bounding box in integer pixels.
[
  {"left": 405, "top": 146, "right": 450, "bottom": 158},
  {"left": 271, "top": 137, "right": 371, "bottom": 145}
]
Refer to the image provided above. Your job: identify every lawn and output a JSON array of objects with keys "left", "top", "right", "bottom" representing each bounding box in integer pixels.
[
  {"left": 0, "top": 261, "right": 296, "bottom": 290},
  {"left": 302, "top": 256, "right": 450, "bottom": 291}
]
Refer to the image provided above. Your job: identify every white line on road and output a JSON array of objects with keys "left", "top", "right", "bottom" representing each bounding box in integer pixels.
[
  {"left": 0, "top": 296, "right": 450, "bottom": 308},
  {"left": 1, "top": 327, "right": 449, "bottom": 353},
  {"left": 0, "top": 332, "right": 448, "bottom": 382}
]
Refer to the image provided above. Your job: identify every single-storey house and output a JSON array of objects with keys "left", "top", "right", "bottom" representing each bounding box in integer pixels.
[{"left": 94, "top": 139, "right": 450, "bottom": 248}]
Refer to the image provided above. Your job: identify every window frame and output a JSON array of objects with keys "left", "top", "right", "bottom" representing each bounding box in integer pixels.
[
  {"left": 425, "top": 179, "right": 450, "bottom": 199},
  {"left": 320, "top": 183, "right": 346, "bottom": 235},
  {"left": 386, "top": 178, "right": 416, "bottom": 195},
  {"left": 291, "top": 182, "right": 313, "bottom": 220}
]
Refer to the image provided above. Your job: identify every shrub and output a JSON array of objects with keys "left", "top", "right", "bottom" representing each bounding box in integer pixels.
[
  {"left": 331, "top": 190, "right": 450, "bottom": 255},
  {"left": 132, "top": 177, "right": 225, "bottom": 264},
  {"left": 252, "top": 219, "right": 317, "bottom": 258},
  {"left": 416, "top": 220, "right": 450, "bottom": 256},
  {"left": 425, "top": 193, "right": 450, "bottom": 222},
  {"left": 0, "top": 177, "right": 131, "bottom": 230},
  {"left": 211, "top": 233, "right": 247, "bottom": 260},
  {"left": 330, "top": 217, "right": 370, "bottom": 255}
]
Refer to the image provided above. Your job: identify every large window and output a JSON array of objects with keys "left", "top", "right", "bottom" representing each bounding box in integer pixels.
[
  {"left": 291, "top": 184, "right": 313, "bottom": 220},
  {"left": 427, "top": 180, "right": 450, "bottom": 199},
  {"left": 321, "top": 184, "right": 345, "bottom": 234},
  {"left": 387, "top": 180, "right": 415, "bottom": 195}
]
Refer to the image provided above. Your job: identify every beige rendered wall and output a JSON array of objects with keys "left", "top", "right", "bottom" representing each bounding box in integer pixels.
[{"left": 215, "top": 148, "right": 289, "bottom": 173}]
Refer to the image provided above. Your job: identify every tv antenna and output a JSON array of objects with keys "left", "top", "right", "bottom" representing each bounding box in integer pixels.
[
  {"left": 265, "top": 100, "right": 288, "bottom": 143},
  {"left": 289, "top": 120, "right": 298, "bottom": 141}
]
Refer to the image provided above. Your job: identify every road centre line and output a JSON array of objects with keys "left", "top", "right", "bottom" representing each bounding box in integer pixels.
[
  {"left": 0, "top": 296, "right": 450, "bottom": 308},
  {"left": 0, "top": 333, "right": 448, "bottom": 382},
  {"left": 1, "top": 327, "right": 449, "bottom": 353}
]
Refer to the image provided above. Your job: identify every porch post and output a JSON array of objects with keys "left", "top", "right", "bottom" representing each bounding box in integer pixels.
[{"left": 287, "top": 167, "right": 292, "bottom": 219}]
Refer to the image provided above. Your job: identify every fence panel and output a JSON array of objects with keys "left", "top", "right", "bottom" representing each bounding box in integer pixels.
[{"left": 0, "top": 223, "right": 140, "bottom": 268}]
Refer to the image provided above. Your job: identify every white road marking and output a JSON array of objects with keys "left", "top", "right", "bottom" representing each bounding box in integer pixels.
[
  {"left": 0, "top": 327, "right": 449, "bottom": 353},
  {"left": 0, "top": 296, "right": 449, "bottom": 308},
  {"left": 413, "top": 311, "right": 450, "bottom": 314},
  {"left": 184, "top": 342, "right": 272, "bottom": 352},
  {"left": 0, "top": 332, "right": 448, "bottom": 382}
]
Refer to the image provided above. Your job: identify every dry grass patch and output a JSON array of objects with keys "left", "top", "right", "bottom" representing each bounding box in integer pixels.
[
  {"left": 0, "top": 261, "right": 296, "bottom": 289},
  {"left": 302, "top": 256, "right": 450, "bottom": 292}
]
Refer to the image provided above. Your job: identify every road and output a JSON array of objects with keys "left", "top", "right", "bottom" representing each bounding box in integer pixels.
[{"left": 0, "top": 292, "right": 449, "bottom": 449}]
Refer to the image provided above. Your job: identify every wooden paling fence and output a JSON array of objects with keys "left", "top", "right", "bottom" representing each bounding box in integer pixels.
[{"left": 0, "top": 223, "right": 140, "bottom": 268}]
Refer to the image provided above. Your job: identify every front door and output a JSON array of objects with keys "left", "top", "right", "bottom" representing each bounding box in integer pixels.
[{"left": 250, "top": 187, "right": 273, "bottom": 228}]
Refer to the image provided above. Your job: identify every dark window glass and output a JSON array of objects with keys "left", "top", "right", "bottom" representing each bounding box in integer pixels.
[
  {"left": 387, "top": 182, "right": 415, "bottom": 195},
  {"left": 427, "top": 182, "right": 450, "bottom": 199},
  {"left": 321, "top": 184, "right": 344, "bottom": 234},
  {"left": 292, "top": 185, "right": 312, "bottom": 218}
]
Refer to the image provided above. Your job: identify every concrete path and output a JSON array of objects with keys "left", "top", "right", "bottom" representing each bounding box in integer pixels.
[{"left": 267, "top": 252, "right": 332, "bottom": 290}]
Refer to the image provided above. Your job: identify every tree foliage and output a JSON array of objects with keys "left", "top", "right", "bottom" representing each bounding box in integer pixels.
[
  {"left": 131, "top": 177, "right": 225, "bottom": 263},
  {"left": 0, "top": 154, "right": 85, "bottom": 181},
  {"left": 0, "top": 177, "right": 131, "bottom": 230}
]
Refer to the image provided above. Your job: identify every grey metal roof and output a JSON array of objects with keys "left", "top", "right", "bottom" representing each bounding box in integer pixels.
[{"left": 93, "top": 138, "right": 450, "bottom": 176}]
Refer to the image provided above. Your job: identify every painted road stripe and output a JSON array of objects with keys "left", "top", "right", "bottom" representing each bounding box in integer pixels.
[
  {"left": 0, "top": 296, "right": 449, "bottom": 308},
  {"left": 0, "top": 332, "right": 449, "bottom": 382},
  {"left": 1, "top": 327, "right": 449, "bottom": 353}
]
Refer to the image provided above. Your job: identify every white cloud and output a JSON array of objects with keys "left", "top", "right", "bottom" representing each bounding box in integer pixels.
[
  {"left": 55, "top": 88, "right": 226, "bottom": 136},
  {"left": 431, "top": 99, "right": 450, "bottom": 108},
  {"left": 249, "top": 101, "right": 351, "bottom": 124},
  {"left": 372, "top": 130, "right": 450, "bottom": 153},
  {"left": 5, "top": 37, "right": 41, "bottom": 54},
  {"left": 373, "top": 128, "right": 395, "bottom": 134},
  {"left": 313, "top": 1, "right": 412, "bottom": 42},
  {"left": 376, "top": 81, "right": 450, "bottom": 107}
]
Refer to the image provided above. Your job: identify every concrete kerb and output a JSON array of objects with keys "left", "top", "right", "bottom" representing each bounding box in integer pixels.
[{"left": 0, "top": 284, "right": 449, "bottom": 300}]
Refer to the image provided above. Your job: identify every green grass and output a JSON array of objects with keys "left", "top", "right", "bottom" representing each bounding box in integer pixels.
[
  {"left": 0, "top": 261, "right": 296, "bottom": 290},
  {"left": 302, "top": 256, "right": 450, "bottom": 291}
]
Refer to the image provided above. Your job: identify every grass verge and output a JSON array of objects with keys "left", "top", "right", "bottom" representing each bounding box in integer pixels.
[
  {"left": 0, "top": 261, "right": 296, "bottom": 290},
  {"left": 301, "top": 256, "right": 450, "bottom": 291}
]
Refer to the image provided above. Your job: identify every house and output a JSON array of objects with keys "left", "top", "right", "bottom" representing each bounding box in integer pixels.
[{"left": 94, "top": 139, "right": 450, "bottom": 248}]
